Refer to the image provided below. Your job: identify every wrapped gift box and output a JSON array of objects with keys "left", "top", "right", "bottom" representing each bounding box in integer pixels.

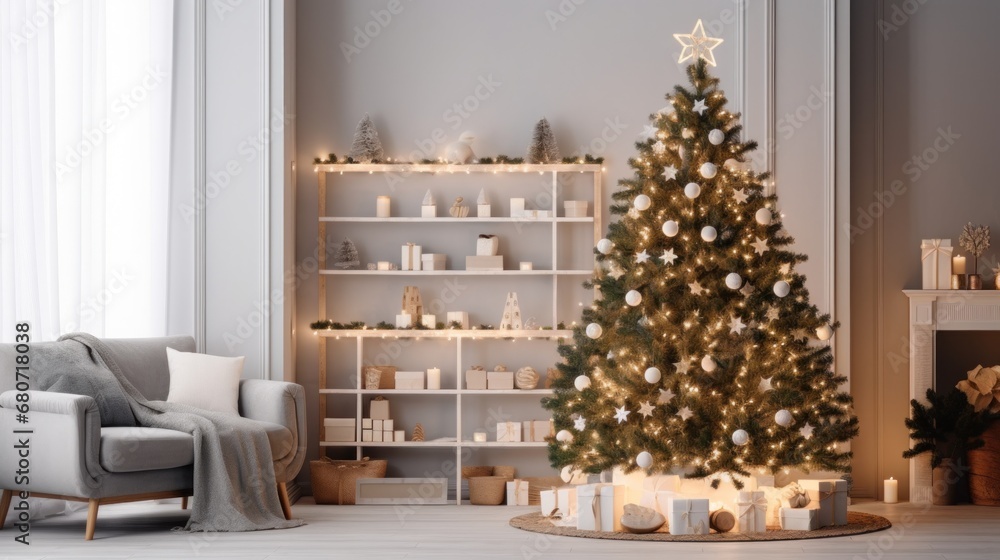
[
  {"left": 497, "top": 421, "right": 522, "bottom": 442},
  {"left": 921, "top": 239, "right": 953, "bottom": 289},
  {"left": 507, "top": 479, "right": 529, "bottom": 506},
  {"left": 487, "top": 370, "right": 514, "bottom": 390},
  {"left": 611, "top": 467, "right": 649, "bottom": 505},
  {"left": 421, "top": 253, "right": 447, "bottom": 271},
  {"left": 362, "top": 429, "right": 373, "bottom": 442},
  {"left": 540, "top": 489, "right": 558, "bottom": 516},
  {"left": 394, "top": 429, "right": 405, "bottom": 442},
  {"left": 370, "top": 398, "right": 390, "bottom": 420},
  {"left": 446, "top": 311, "right": 469, "bottom": 329},
  {"left": 557, "top": 487, "right": 578, "bottom": 517},
  {"left": 820, "top": 479, "right": 848, "bottom": 526},
  {"left": 323, "top": 418, "right": 356, "bottom": 442},
  {"left": 395, "top": 371, "right": 424, "bottom": 390},
  {"left": 564, "top": 200, "right": 589, "bottom": 218},
  {"left": 383, "top": 430, "right": 394, "bottom": 442},
  {"left": 402, "top": 243, "right": 422, "bottom": 271},
  {"left": 667, "top": 497, "right": 710, "bottom": 535},
  {"left": 576, "top": 484, "right": 625, "bottom": 532},
  {"left": 466, "top": 369, "right": 487, "bottom": 390},
  {"left": 735, "top": 490, "right": 767, "bottom": 533},
  {"left": 522, "top": 420, "right": 552, "bottom": 442},
  {"left": 466, "top": 255, "right": 503, "bottom": 271},
  {"left": 800, "top": 479, "right": 842, "bottom": 527},
  {"left": 779, "top": 505, "right": 820, "bottom": 530}
]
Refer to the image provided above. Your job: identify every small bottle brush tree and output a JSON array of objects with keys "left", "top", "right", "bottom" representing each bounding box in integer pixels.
[
  {"left": 348, "top": 113, "right": 385, "bottom": 163},
  {"left": 335, "top": 238, "right": 360, "bottom": 269},
  {"left": 527, "top": 118, "right": 560, "bottom": 164},
  {"left": 544, "top": 60, "right": 858, "bottom": 485}
]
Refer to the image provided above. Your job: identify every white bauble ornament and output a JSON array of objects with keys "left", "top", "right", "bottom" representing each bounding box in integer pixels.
[
  {"left": 701, "top": 355, "right": 717, "bottom": 372},
  {"left": 755, "top": 208, "right": 772, "bottom": 226},
  {"left": 634, "top": 194, "right": 651, "bottom": 211},
  {"left": 586, "top": 323, "right": 603, "bottom": 339},
  {"left": 684, "top": 182, "right": 701, "bottom": 199},
  {"left": 574, "top": 375, "right": 592, "bottom": 391},
  {"left": 700, "top": 162, "right": 718, "bottom": 179},
  {"left": 708, "top": 129, "right": 725, "bottom": 145},
  {"left": 662, "top": 220, "right": 679, "bottom": 237},
  {"left": 816, "top": 324, "right": 834, "bottom": 341},
  {"left": 626, "top": 290, "right": 643, "bottom": 306},
  {"left": 682, "top": 128, "right": 694, "bottom": 139},
  {"left": 636, "top": 451, "right": 654, "bottom": 469},
  {"left": 597, "top": 238, "right": 613, "bottom": 254},
  {"left": 773, "top": 280, "right": 791, "bottom": 298},
  {"left": 775, "top": 409, "right": 794, "bottom": 427},
  {"left": 732, "top": 429, "right": 750, "bottom": 446},
  {"left": 725, "top": 273, "right": 743, "bottom": 290},
  {"left": 701, "top": 226, "right": 717, "bottom": 242},
  {"left": 644, "top": 367, "right": 661, "bottom": 384},
  {"left": 444, "top": 131, "right": 476, "bottom": 164},
  {"left": 556, "top": 429, "right": 574, "bottom": 443}
]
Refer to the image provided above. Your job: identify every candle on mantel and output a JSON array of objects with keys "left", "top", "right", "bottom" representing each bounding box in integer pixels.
[
  {"left": 953, "top": 256, "right": 967, "bottom": 275},
  {"left": 376, "top": 195, "right": 390, "bottom": 218},
  {"left": 427, "top": 367, "right": 441, "bottom": 390},
  {"left": 884, "top": 477, "right": 898, "bottom": 503}
]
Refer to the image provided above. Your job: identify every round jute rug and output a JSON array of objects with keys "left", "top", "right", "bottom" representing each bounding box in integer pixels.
[{"left": 509, "top": 511, "right": 891, "bottom": 542}]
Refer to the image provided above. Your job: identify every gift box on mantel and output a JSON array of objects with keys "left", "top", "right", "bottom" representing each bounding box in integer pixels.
[
  {"left": 921, "top": 239, "right": 953, "bottom": 289},
  {"left": 402, "top": 242, "right": 422, "bottom": 271},
  {"left": 801, "top": 479, "right": 848, "bottom": 526},
  {"left": 667, "top": 497, "right": 710, "bottom": 536},
  {"left": 576, "top": 483, "right": 625, "bottom": 532},
  {"left": 779, "top": 505, "right": 820, "bottom": 531},
  {"left": 735, "top": 490, "right": 768, "bottom": 533}
]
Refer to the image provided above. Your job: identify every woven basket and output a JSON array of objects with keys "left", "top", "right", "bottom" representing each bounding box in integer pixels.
[
  {"left": 492, "top": 465, "right": 516, "bottom": 479},
  {"left": 523, "top": 476, "right": 564, "bottom": 506},
  {"left": 469, "top": 476, "right": 508, "bottom": 505},
  {"left": 461, "top": 465, "right": 494, "bottom": 479},
  {"left": 310, "top": 457, "right": 387, "bottom": 505}
]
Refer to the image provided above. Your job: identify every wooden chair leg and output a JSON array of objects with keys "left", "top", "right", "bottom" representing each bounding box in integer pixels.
[
  {"left": 181, "top": 496, "right": 188, "bottom": 510},
  {"left": 276, "top": 482, "right": 292, "bottom": 520},
  {"left": 85, "top": 499, "right": 99, "bottom": 541},
  {"left": 0, "top": 489, "right": 12, "bottom": 530}
]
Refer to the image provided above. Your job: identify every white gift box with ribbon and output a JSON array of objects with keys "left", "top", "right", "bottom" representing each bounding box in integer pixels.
[
  {"left": 779, "top": 505, "right": 820, "bottom": 530},
  {"left": 799, "top": 480, "right": 835, "bottom": 527},
  {"left": 735, "top": 490, "right": 768, "bottom": 533},
  {"left": 506, "top": 479, "right": 529, "bottom": 506},
  {"left": 557, "top": 487, "right": 578, "bottom": 517},
  {"left": 804, "top": 479, "right": 848, "bottom": 526},
  {"left": 667, "top": 497, "right": 709, "bottom": 535},
  {"left": 920, "top": 239, "right": 953, "bottom": 289},
  {"left": 576, "top": 484, "right": 625, "bottom": 532},
  {"left": 758, "top": 485, "right": 784, "bottom": 527},
  {"left": 402, "top": 243, "right": 422, "bottom": 271}
]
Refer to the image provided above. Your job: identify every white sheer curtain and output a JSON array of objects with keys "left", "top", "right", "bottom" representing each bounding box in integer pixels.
[{"left": 1, "top": 0, "right": 176, "bottom": 342}]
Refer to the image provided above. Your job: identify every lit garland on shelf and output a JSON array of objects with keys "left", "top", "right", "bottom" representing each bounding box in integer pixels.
[
  {"left": 543, "top": 54, "right": 858, "bottom": 487},
  {"left": 312, "top": 153, "right": 605, "bottom": 165}
]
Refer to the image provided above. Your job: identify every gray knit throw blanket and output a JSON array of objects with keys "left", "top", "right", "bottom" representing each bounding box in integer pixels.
[{"left": 62, "top": 333, "right": 304, "bottom": 532}]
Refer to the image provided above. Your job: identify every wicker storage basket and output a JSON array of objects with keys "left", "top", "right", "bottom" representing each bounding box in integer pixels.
[
  {"left": 969, "top": 421, "right": 1000, "bottom": 506},
  {"left": 310, "top": 457, "right": 387, "bottom": 505},
  {"left": 461, "top": 465, "right": 494, "bottom": 479},
  {"left": 469, "top": 476, "right": 508, "bottom": 505},
  {"left": 492, "top": 465, "right": 516, "bottom": 479}
]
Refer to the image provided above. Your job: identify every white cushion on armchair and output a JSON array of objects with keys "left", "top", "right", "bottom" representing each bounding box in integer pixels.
[{"left": 165, "top": 348, "right": 243, "bottom": 416}]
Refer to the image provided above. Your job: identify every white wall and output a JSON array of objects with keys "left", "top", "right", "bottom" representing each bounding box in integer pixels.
[{"left": 293, "top": 0, "right": 849, "bottom": 488}]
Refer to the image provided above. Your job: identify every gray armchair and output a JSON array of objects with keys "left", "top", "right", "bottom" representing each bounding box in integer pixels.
[{"left": 0, "top": 336, "right": 306, "bottom": 540}]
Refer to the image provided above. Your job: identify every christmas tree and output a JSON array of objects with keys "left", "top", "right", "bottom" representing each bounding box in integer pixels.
[
  {"left": 527, "top": 118, "right": 560, "bottom": 164},
  {"left": 348, "top": 113, "right": 384, "bottom": 163},
  {"left": 335, "top": 238, "right": 360, "bottom": 269},
  {"left": 545, "top": 23, "right": 857, "bottom": 486}
]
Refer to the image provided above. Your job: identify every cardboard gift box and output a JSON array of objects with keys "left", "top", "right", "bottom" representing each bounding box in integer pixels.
[
  {"left": 497, "top": 421, "right": 522, "bottom": 442},
  {"left": 576, "top": 484, "right": 625, "bottom": 532},
  {"left": 920, "top": 239, "right": 953, "bottom": 289},
  {"left": 487, "top": 370, "right": 514, "bottom": 390},
  {"left": 506, "top": 479, "right": 529, "bottom": 506},
  {"left": 466, "top": 255, "right": 503, "bottom": 271},
  {"left": 465, "top": 369, "right": 487, "bottom": 390},
  {"left": 395, "top": 371, "right": 424, "bottom": 390},
  {"left": 522, "top": 420, "right": 553, "bottom": 442},
  {"left": 421, "top": 253, "right": 447, "bottom": 271},
  {"left": 323, "top": 418, "right": 356, "bottom": 442},
  {"left": 667, "top": 497, "right": 710, "bottom": 535},
  {"left": 779, "top": 505, "right": 820, "bottom": 530},
  {"left": 799, "top": 480, "right": 835, "bottom": 527},
  {"left": 736, "top": 490, "right": 768, "bottom": 533},
  {"left": 402, "top": 243, "right": 422, "bottom": 271},
  {"left": 369, "top": 398, "right": 390, "bottom": 420}
]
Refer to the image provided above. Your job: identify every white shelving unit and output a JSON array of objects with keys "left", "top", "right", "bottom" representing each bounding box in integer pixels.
[{"left": 314, "top": 163, "right": 602, "bottom": 504}]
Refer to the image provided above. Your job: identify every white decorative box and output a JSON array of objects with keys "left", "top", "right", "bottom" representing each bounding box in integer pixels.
[
  {"left": 447, "top": 311, "right": 469, "bottom": 329},
  {"left": 497, "top": 421, "right": 522, "bottom": 442},
  {"left": 421, "top": 253, "right": 446, "bottom": 270},
  {"left": 323, "top": 418, "right": 356, "bottom": 442},
  {"left": 478, "top": 204, "right": 491, "bottom": 217},
  {"left": 800, "top": 480, "right": 842, "bottom": 527},
  {"left": 384, "top": 430, "right": 395, "bottom": 442},
  {"left": 506, "top": 479, "right": 529, "bottom": 506},
  {"left": 372, "top": 430, "right": 383, "bottom": 442},
  {"left": 395, "top": 371, "right": 424, "bottom": 390},
  {"left": 667, "top": 497, "right": 710, "bottom": 535},
  {"left": 401, "top": 243, "right": 422, "bottom": 271},
  {"left": 477, "top": 235, "right": 499, "bottom": 256},
  {"left": 395, "top": 313, "right": 413, "bottom": 329},
  {"left": 362, "top": 429, "right": 373, "bottom": 442},
  {"left": 576, "top": 484, "right": 625, "bottom": 532},
  {"left": 522, "top": 420, "right": 552, "bottom": 442},
  {"left": 362, "top": 418, "right": 373, "bottom": 429},
  {"left": 383, "top": 419, "right": 394, "bottom": 431},
  {"left": 373, "top": 419, "right": 383, "bottom": 431},
  {"left": 370, "top": 399, "right": 390, "bottom": 420},
  {"left": 736, "top": 490, "right": 767, "bottom": 533},
  {"left": 921, "top": 239, "right": 952, "bottom": 289},
  {"left": 487, "top": 370, "right": 514, "bottom": 390},
  {"left": 537, "top": 210, "right": 552, "bottom": 219},
  {"left": 564, "top": 200, "right": 589, "bottom": 218},
  {"left": 779, "top": 505, "right": 820, "bottom": 530},
  {"left": 466, "top": 255, "right": 503, "bottom": 271},
  {"left": 557, "top": 486, "right": 578, "bottom": 517},
  {"left": 394, "top": 429, "right": 404, "bottom": 442},
  {"left": 510, "top": 198, "right": 525, "bottom": 217},
  {"left": 420, "top": 314, "right": 436, "bottom": 329},
  {"left": 540, "top": 489, "right": 558, "bottom": 516},
  {"left": 465, "top": 369, "right": 487, "bottom": 390},
  {"left": 422, "top": 204, "right": 436, "bottom": 218}
]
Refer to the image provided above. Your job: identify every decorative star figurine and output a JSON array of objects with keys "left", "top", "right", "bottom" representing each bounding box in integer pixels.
[
  {"left": 614, "top": 405, "right": 631, "bottom": 424},
  {"left": 652, "top": 140, "right": 667, "bottom": 154},
  {"left": 660, "top": 249, "right": 678, "bottom": 265},
  {"left": 658, "top": 388, "right": 676, "bottom": 404},
  {"left": 729, "top": 315, "right": 747, "bottom": 335},
  {"left": 751, "top": 237, "right": 769, "bottom": 255},
  {"left": 779, "top": 263, "right": 792, "bottom": 275},
  {"left": 739, "top": 282, "right": 754, "bottom": 298},
  {"left": 758, "top": 376, "right": 774, "bottom": 392},
  {"left": 732, "top": 188, "right": 749, "bottom": 204},
  {"left": 676, "top": 406, "right": 694, "bottom": 421},
  {"left": 765, "top": 306, "right": 780, "bottom": 322},
  {"left": 799, "top": 422, "right": 815, "bottom": 440},
  {"left": 674, "top": 358, "right": 691, "bottom": 375},
  {"left": 663, "top": 164, "right": 678, "bottom": 181},
  {"left": 640, "top": 124, "right": 658, "bottom": 141},
  {"left": 692, "top": 98, "right": 708, "bottom": 115},
  {"left": 636, "top": 250, "right": 651, "bottom": 264},
  {"left": 674, "top": 19, "right": 724, "bottom": 67},
  {"left": 608, "top": 266, "right": 625, "bottom": 280},
  {"left": 638, "top": 401, "right": 656, "bottom": 418},
  {"left": 574, "top": 416, "right": 587, "bottom": 431},
  {"left": 688, "top": 281, "right": 705, "bottom": 295}
]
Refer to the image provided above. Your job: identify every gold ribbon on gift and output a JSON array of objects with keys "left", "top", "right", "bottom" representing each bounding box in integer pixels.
[
  {"left": 591, "top": 494, "right": 602, "bottom": 531},
  {"left": 404, "top": 242, "right": 418, "bottom": 270},
  {"left": 920, "top": 239, "right": 949, "bottom": 289},
  {"left": 736, "top": 493, "right": 768, "bottom": 530}
]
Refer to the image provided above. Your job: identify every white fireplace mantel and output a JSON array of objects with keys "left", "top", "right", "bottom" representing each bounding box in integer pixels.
[{"left": 904, "top": 289, "right": 1000, "bottom": 502}]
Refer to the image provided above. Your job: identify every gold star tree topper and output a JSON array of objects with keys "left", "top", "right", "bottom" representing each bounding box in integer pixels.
[{"left": 674, "top": 19, "right": 724, "bottom": 67}]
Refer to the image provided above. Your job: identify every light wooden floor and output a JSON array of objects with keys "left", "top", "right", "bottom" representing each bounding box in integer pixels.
[{"left": 1, "top": 499, "right": 998, "bottom": 559}]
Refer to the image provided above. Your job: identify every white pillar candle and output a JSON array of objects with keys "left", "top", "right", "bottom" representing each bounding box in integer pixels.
[
  {"left": 473, "top": 431, "right": 488, "bottom": 443},
  {"left": 427, "top": 367, "right": 441, "bottom": 390},
  {"left": 884, "top": 477, "right": 898, "bottom": 503},
  {"left": 952, "top": 256, "right": 966, "bottom": 275},
  {"left": 520, "top": 262, "right": 533, "bottom": 271},
  {"left": 376, "top": 195, "right": 391, "bottom": 218},
  {"left": 421, "top": 314, "right": 436, "bottom": 329}
]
